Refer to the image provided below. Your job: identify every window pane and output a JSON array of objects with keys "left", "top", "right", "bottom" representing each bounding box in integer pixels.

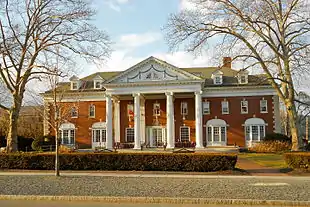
[
  {"left": 220, "top": 127, "right": 226, "bottom": 142},
  {"left": 252, "top": 126, "right": 259, "bottom": 141},
  {"left": 127, "top": 104, "right": 134, "bottom": 117},
  {"left": 102, "top": 129, "right": 107, "bottom": 142},
  {"left": 70, "top": 130, "right": 75, "bottom": 145},
  {"left": 241, "top": 101, "right": 248, "bottom": 113},
  {"left": 180, "top": 127, "right": 190, "bottom": 142},
  {"left": 207, "top": 127, "right": 212, "bottom": 141},
  {"left": 63, "top": 130, "right": 69, "bottom": 144},
  {"left": 126, "top": 128, "right": 134, "bottom": 142},
  {"left": 222, "top": 101, "right": 229, "bottom": 114},
  {"left": 89, "top": 105, "right": 95, "bottom": 117},
  {"left": 259, "top": 126, "right": 265, "bottom": 140},
  {"left": 95, "top": 130, "right": 100, "bottom": 142},
  {"left": 203, "top": 102, "right": 210, "bottom": 114},
  {"left": 260, "top": 100, "right": 268, "bottom": 112},
  {"left": 153, "top": 103, "right": 160, "bottom": 116},
  {"left": 245, "top": 126, "right": 250, "bottom": 141},
  {"left": 181, "top": 102, "right": 188, "bottom": 115},
  {"left": 214, "top": 127, "right": 220, "bottom": 141}
]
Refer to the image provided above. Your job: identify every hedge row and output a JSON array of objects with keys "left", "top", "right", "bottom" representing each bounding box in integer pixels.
[
  {"left": 0, "top": 152, "right": 237, "bottom": 172},
  {"left": 284, "top": 152, "right": 310, "bottom": 171}
]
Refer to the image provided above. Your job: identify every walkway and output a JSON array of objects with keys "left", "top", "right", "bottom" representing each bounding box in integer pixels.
[{"left": 237, "top": 157, "right": 288, "bottom": 176}]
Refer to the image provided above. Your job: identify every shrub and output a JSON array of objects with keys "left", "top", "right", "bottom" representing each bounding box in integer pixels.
[
  {"left": 249, "top": 141, "right": 291, "bottom": 153},
  {"left": 305, "top": 143, "right": 310, "bottom": 151},
  {"left": 32, "top": 135, "right": 55, "bottom": 152},
  {"left": 284, "top": 152, "right": 310, "bottom": 171},
  {"left": 263, "top": 133, "right": 291, "bottom": 143},
  {"left": 0, "top": 152, "right": 237, "bottom": 172}
]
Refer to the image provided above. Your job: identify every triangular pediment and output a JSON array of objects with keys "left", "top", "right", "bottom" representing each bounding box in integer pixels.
[{"left": 106, "top": 56, "right": 201, "bottom": 84}]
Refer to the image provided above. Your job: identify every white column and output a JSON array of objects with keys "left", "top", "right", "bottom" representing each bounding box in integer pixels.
[
  {"left": 133, "top": 93, "right": 141, "bottom": 149},
  {"left": 166, "top": 92, "right": 175, "bottom": 149},
  {"left": 140, "top": 97, "right": 146, "bottom": 144},
  {"left": 113, "top": 100, "right": 120, "bottom": 143},
  {"left": 105, "top": 94, "right": 113, "bottom": 150},
  {"left": 195, "top": 91, "right": 204, "bottom": 148}
]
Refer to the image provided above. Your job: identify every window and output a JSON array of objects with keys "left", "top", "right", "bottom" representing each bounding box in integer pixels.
[
  {"left": 71, "top": 82, "right": 78, "bottom": 90},
  {"left": 181, "top": 102, "right": 188, "bottom": 115},
  {"left": 153, "top": 103, "right": 160, "bottom": 116},
  {"left": 92, "top": 128, "right": 106, "bottom": 143},
  {"left": 203, "top": 101, "right": 210, "bottom": 114},
  {"left": 241, "top": 100, "right": 248, "bottom": 114},
  {"left": 127, "top": 104, "right": 134, "bottom": 118},
  {"left": 215, "top": 76, "right": 222, "bottom": 84},
  {"left": 180, "top": 126, "right": 190, "bottom": 142},
  {"left": 71, "top": 107, "right": 78, "bottom": 118},
  {"left": 260, "top": 99, "right": 268, "bottom": 113},
  {"left": 89, "top": 104, "right": 95, "bottom": 118},
  {"left": 61, "top": 129, "right": 75, "bottom": 145},
  {"left": 206, "top": 119, "right": 227, "bottom": 146},
  {"left": 221, "top": 101, "right": 229, "bottom": 114},
  {"left": 240, "top": 75, "right": 247, "bottom": 84},
  {"left": 126, "top": 128, "right": 134, "bottom": 142},
  {"left": 152, "top": 128, "right": 163, "bottom": 145},
  {"left": 244, "top": 118, "right": 266, "bottom": 146},
  {"left": 94, "top": 81, "right": 101, "bottom": 89}
]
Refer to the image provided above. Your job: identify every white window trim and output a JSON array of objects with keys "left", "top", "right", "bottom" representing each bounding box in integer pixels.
[
  {"left": 245, "top": 125, "right": 266, "bottom": 143},
  {"left": 180, "top": 126, "right": 190, "bottom": 142},
  {"left": 89, "top": 104, "right": 95, "bottom": 118},
  {"left": 71, "top": 107, "right": 78, "bottom": 118},
  {"left": 60, "top": 129, "right": 75, "bottom": 145},
  {"left": 71, "top": 81, "right": 78, "bottom": 90},
  {"left": 203, "top": 101, "right": 210, "bottom": 115},
  {"left": 125, "top": 127, "right": 134, "bottom": 143},
  {"left": 94, "top": 80, "right": 102, "bottom": 89},
  {"left": 92, "top": 128, "right": 107, "bottom": 143},
  {"left": 240, "top": 100, "right": 248, "bottom": 114},
  {"left": 214, "top": 75, "right": 223, "bottom": 85},
  {"left": 239, "top": 75, "right": 248, "bottom": 84},
  {"left": 206, "top": 126, "right": 227, "bottom": 146},
  {"left": 181, "top": 102, "right": 188, "bottom": 115},
  {"left": 260, "top": 99, "right": 268, "bottom": 113},
  {"left": 221, "top": 101, "right": 229, "bottom": 114},
  {"left": 153, "top": 103, "right": 160, "bottom": 116}
]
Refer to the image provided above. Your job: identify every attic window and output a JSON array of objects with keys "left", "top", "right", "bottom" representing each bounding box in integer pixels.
[
  {"left": 238, "top": 71, "right": 249, "bottom": 84},
  {"left": 71, "top": 82, "right": 78, "bottom": 90},
  {"left": 94, "top": 81, "right": 101, "bottom": 89}
]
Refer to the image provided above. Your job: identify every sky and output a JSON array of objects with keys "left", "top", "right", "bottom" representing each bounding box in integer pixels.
[{"left": 77, "top": 0, "right": 217, "bottom": 77}]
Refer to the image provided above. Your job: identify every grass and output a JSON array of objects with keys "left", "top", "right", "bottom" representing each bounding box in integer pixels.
[{"left": 238, "top": 153, "right": 287, "bottom": 169}]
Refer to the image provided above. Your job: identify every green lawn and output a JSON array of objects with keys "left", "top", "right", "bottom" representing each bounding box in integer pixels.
[{"left": 238, "top": 153, "right": 287, "bottom": 169}]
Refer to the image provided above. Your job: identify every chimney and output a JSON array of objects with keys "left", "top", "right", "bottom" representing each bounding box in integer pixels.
[{"left": 223, "top": 57, "right": 232, "bottom": 68}]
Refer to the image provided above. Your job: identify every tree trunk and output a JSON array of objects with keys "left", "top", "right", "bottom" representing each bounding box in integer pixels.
[
  {"left": 6, "top": 105, "right": 21, "bottom": 153},
  {"left": 55, "top": 129, "right": 60, "bottom": 176},
  {"left": 286, "top": 101, "right": 302, "bottom": 151}
]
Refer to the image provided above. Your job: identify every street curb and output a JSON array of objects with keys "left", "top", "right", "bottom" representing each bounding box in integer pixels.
[{"left": 0, "top": 195, "right": 309, "bottom": 206}]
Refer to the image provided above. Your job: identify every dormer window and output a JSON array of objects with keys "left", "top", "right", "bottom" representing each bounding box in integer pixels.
[
  {"left": 71, "top": 82, "right": 78, "bottom": 90},
  {"left": 211, "top": 70, "right": 223, "bottom": 85},
  {"left": 94, "top": 81, "right": 101, "bottom": 89},
  {"left": 238, "top": 70, "right": 249, "bottom": 84},
  {"left": 70, "top": 75, "right": 80, "bottom": 90}
]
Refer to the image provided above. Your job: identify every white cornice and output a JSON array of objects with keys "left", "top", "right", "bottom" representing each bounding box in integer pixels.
[{"left": 203, "top": 86, "right": 276, "bottom": 97}]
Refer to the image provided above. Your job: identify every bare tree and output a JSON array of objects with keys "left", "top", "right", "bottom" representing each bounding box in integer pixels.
[
  {"left": 0, "top": 0, "right": 111, "bottom": 152},
  {"left": 164, "top": 0, "right": 310, "bottom": 151}
]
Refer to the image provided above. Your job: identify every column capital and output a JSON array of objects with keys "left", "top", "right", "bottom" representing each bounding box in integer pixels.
[
  {"left": 195, "top": 91, "right": 203, "bottom": 95},
  {"left": 165, "top": 92, "right": 174, "bottom": 96},
  {"left": 132, "top": 93, "right": 141, "bottom": 97},
  {"left": 105, "top": 93, "right": 112, "bottom": 98}
]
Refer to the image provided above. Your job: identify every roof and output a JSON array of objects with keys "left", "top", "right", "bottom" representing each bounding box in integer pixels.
[{"left": 43, "top": 57, "right": 271, "bottom": 95}]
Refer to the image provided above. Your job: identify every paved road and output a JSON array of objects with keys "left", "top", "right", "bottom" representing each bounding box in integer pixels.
[
  {"left": 0, "top": 200, "right": 293, "bottom": 207},
  {"left": 0, "top": 174, "right": 309, "bottom": 202}
]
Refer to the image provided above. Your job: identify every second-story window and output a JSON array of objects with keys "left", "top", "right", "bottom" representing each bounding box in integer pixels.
[
  {"left": 203, "top": 101, "right": 210, "bottom": 114},
  {"left": 153, "top": 103, "right": 160, "bottom": 116},
  {"left": 71, "top": 82, "right": 78, "bottom": 90},
  {"left": 221, "top": 101, "right": 229, "bottom": 114},
  {"left": 89, "top": 104, "right": 95, "bottom": 118},
  {"left": 181, "top": 102, "right": 188, "bottom": 115},
  {"left": 127, "top": 104, "right": 134, "bottom": 118},
  {"left": 71, "top": 107, "right": 78, "bottom": 118},
  {"left": 94, "top": 81, "right": 101, "bottom": 89},
  {"left": 241, "top": 100, "right": 248, "bottom": 114},
  {"left": 260, "top": 99, "right": 268, "bottom": 113}
]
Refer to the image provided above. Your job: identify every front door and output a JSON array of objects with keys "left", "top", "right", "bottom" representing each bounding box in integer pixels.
[
  {"left": 146, "top": 127, "right": 166, "bottom": 147},
  {"left": 92, "top": 128, "right": 107, "bottom": 149}
]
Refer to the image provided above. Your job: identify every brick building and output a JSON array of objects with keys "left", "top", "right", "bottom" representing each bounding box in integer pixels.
[{"left": 42, "top": 56, "right": 280, "bottom": 149}]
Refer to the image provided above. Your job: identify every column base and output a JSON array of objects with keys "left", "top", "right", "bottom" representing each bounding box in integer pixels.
[{"left": 133, "top": 146, "right": 141, "bottom": 150}]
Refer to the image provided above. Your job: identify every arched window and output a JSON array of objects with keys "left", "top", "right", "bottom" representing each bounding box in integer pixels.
[
  {"left": 59, "top": 123, "right": 75, "bottom": 145},
  {"left": 91, "top": 122, "right": 106, "bottom": 149},
  {"left": 206, "top": 119, "right": 228, "bottom": 146},
  {"left": 244, "top": 118, "right": 266, "bottom": 147}
]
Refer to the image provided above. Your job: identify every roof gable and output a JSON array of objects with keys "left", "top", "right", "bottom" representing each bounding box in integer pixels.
[{"left": 106, "top": 56, "right": 201, "bottom": 84}]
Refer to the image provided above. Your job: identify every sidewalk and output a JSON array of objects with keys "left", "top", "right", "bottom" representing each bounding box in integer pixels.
[{"left": 237, "top": 157, "right": 288, "bottom": 176}]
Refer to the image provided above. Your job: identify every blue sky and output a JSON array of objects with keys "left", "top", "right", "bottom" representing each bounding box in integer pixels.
[{"left": 77, "top": 0, "right": 217, "bottom": 76}]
